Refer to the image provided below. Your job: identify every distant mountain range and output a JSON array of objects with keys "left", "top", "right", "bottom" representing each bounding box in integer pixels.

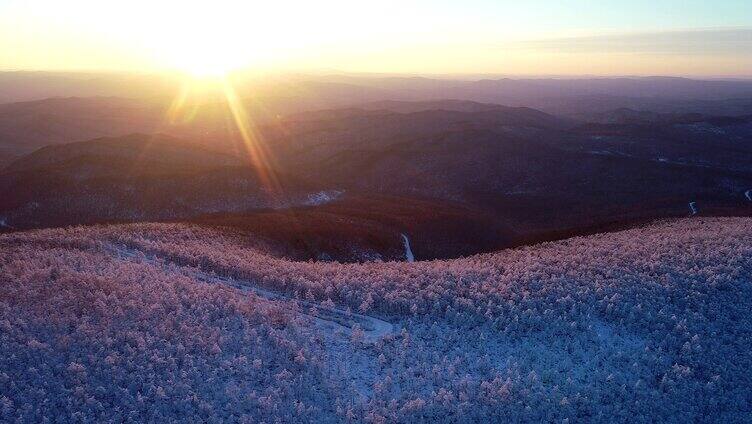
[
  {"left": 2, "top": 97, "right": 751, "bottom": 259},
  {"left": 1, "top": 73, "right": 751, "bottom": 162},
  {"left": 4, "top": 71, "right": 752, "bottom": 108},
  {"left": 1, "top": 72, "right": 751, "bottom": 259}
]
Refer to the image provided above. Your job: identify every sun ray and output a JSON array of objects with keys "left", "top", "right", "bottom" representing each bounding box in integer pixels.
[
  {"left": 220, "top": 77, "right": 283, "bottom": 193},
  {"left": 166, "top": 80, "right": 190, "bottom": 124}
]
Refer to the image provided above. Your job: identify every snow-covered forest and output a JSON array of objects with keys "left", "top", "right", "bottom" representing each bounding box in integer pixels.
[{"left": 1, "top": 217, "right": 751, "bottom": 422}]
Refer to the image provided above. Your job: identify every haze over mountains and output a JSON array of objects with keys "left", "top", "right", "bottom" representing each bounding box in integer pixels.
[{"left": 1, "top": 71, "right": 751, "bottom": 261}]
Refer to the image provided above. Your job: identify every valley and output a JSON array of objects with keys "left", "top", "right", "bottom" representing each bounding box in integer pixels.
[{"left": 1, "top": 89, "right": 751, "bottom": 261}]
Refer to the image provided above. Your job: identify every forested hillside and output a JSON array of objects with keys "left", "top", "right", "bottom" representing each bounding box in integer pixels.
[{"left": 1, "top": 217, "right": 751, "bottom": 422}]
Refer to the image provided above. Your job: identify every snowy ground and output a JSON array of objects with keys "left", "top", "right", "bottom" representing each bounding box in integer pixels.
[
  {"left": 305, "top": 190, "right": 344, "bottom": 206},
  {"left": 1, "top": 217, "right": 752, "bottom": 422}
]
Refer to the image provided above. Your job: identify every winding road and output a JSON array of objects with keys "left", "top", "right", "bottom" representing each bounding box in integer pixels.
[
  {"left": 401, "top": 233, "right": 415, "bottom": 263},
  {"left": 105, "top": 242, "right": 394, "bottom": 343}
]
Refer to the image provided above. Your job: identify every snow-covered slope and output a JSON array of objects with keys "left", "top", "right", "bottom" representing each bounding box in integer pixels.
[{"left": 1, "top": 218, "right": 751, "bottom": 422}]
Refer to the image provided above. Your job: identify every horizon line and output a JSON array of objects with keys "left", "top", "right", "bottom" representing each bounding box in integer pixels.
[{"left": 1, "top": 68, "right": 751, "bottom": 82}]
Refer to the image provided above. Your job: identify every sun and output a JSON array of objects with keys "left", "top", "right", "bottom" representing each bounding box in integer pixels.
[
  {"left": 165, "top": 36, "right": 246, "bottom": 77},
  {"left": 178, "top": 53, "right": 232, "bottom": 77},
  {"left": 144, "top": 4, "right": 271, "bottom": 77},
  {"left": 114, "top": 2, "right": 308, "bottom": 76},
  {"left": 178, "top": 56, "right": 236, "bottom": 77}
]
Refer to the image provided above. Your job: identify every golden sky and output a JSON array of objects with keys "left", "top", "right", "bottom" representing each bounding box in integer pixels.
[{"left": 1, "top": 0, "right": 750, "bottom": 77}]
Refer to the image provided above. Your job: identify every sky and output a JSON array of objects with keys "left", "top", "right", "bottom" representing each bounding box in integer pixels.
[{"left": 0, "top": 0, "right": 751, "bottom": 77}]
